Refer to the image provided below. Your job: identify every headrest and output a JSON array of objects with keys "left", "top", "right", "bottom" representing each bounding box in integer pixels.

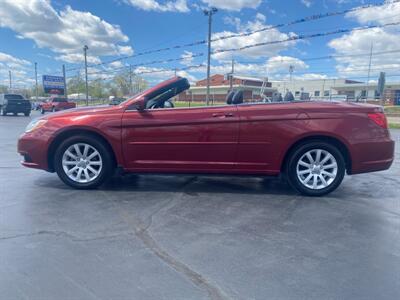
[
  {"left": 232, "top": 90, "right": 244, "bottom": 104},
  {"left": 226, "top": 90, "right": 235, "bottom": 104}
]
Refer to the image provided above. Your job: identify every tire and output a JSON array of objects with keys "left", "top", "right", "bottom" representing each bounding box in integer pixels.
[
  {"left": 54, "top": 135, "right": 114, "bottom": 189},
  {"left": 24, "top": 112, "right": 30, "bottom": 117},
  {"left": 13, "top": 112, "right": 17, "bottom": 116},
  {"left": 286, "top": 141, "right": 345, "bottom": 197},
  {"left": 41, "top": 108, "right": 45, "bottom": 114}
]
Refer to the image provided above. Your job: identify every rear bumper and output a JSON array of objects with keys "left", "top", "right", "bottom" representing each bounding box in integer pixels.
[
  {"left": 350, "top": 137, "right": 395, "bottom": 174},
  {"left": 3, "top": 105, "right": 31, "bottom": 113}
]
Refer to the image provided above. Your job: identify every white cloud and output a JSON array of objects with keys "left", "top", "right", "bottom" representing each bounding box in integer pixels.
[
  {"left": 266, "top": 56, "right": 308, "bottom": 74},
  {"left": 134, "top": 66, "right": 198, "bottom": 83},
  {"left": 123, "top": 0, "right": 189, "bottom": 12},
  {"left": 0, "top": 52, "right": 32, "bottom": 87},
  {"left": 346, "top": 1, "right": 400, "bottom": 24},
  {"left": 212, "top": 15, "right": 298, "bottom": 60},
  {"left": 0, "top": 0, "right": 133, "bottom": 62},
  {"left": 301, "top": 0, "right": 312, "bottom": 8},
  {"left": 201, "top": 0, "right": 261, "bottom": 11},
  {"left": 328, "top": 1, "right": 400, "bottom": 78},
  {"left": 56, "top": 53, "right": 101, "bottom": 64},
  {"left": 188, "top": 56, "right": 308, "bottom": 79},
  {"left": 0, "top": 52, "right": 31, "bottom": 68},
  {"left": 180, "top": 51, "right": 194, "bottom": 66}
]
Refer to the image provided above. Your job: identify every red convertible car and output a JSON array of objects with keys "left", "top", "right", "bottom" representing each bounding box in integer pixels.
[{"left": 18, "top": 77, "right": 394, "bottom": 196}]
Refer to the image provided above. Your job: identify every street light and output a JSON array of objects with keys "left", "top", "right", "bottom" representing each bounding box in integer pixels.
[
  {"left": 203, "top": 7, "right": 218, "bottom": 106},
  {"left": 83, "top": 45, "right": 89, "bottom": 106}
]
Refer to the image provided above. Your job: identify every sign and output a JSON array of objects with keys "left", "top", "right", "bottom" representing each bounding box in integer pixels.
[
  {"left": 42, "top": 75, "right": 65, "bottom": 95},
  {"left": 377, "top": 72, "right": 386, "bottom": 96}
]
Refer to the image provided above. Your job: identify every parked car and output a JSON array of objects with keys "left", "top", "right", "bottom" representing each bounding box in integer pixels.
[
  {"left": 18, "top": 77, "right": 394, "bottom": 196},
  {"left": 41, "top": 97, "right": 76, "bottom": 114},
  {"left": 0, "top": 94, "right": 31, "bottom": 116}
]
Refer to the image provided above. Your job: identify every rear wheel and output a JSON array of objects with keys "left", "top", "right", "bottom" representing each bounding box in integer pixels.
[
  {"left": 13, "top": 112, "right": 17, "bottom": 116},
  {"left": 24, "top": 112, "right": 30, "bottom": 117},
  {"left": 286, "top": 141, "right": 345, "bottom": 196},
  {"left": 54, "top": 135, "right": 114, "bottom": 189}
]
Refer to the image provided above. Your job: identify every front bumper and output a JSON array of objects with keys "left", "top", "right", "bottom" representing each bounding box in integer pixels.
[{"left": 18, "top": 133, "right": 51, "bottom": 171}]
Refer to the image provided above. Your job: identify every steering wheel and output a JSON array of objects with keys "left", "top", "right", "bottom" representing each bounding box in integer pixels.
[{"left": 147, "top": 100, "right": 175, "bottom": 109}]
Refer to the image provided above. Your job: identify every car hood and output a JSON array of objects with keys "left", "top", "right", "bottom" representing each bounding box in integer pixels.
[{"left": 42, "top": 105, "right": 122, "bottom": 120}]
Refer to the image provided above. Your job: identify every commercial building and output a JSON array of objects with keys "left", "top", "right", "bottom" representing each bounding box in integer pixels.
[{"left": 271, "top": 78, "right": 400, "bottom": 104}]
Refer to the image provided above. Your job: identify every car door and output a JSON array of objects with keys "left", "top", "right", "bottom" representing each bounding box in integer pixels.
[
  {"left": 121, "top": 105, "right": 239, "bottom": 173},
  {"left": 236, "top": 102, "right": 306, "bottom": 175}
]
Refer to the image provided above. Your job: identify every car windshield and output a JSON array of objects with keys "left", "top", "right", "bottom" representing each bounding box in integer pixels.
[{"left": 5, "top": 94, "right": 24, "bottom": 100}]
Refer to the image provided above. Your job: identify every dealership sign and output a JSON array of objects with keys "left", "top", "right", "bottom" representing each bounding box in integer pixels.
[{"left": 42, "top": 75, "right": 65, "bottom": 95}]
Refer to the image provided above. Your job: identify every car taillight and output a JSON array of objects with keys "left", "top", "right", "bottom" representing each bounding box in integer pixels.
[{"left": 368, "top": 112, "right": 388, "bottom": 129}]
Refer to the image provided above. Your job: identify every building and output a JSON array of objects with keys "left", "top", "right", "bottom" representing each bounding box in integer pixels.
[
  {"left": 332, "top": 81, "right": 400, "bottom": 104},
  {"left": 271, "top": 79, "right": 361, "bottom": 100},
  {"left": 178, "top": 74, "right": 275, "bottom": 103},
  {"left": 271, "top": 78, "right": 400, "bottom": 105}
]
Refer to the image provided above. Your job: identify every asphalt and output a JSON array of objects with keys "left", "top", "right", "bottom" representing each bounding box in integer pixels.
[{"left": 1, "top": 111, "right": 399, "bottom": 300}]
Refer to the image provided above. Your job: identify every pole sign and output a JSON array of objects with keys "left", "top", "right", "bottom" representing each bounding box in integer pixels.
[
  {"left": 42, "top": 75, "right": 65, "bottom": 95},
  {"left": 377, "top": 72, "right": 386, "bottom": 96}
]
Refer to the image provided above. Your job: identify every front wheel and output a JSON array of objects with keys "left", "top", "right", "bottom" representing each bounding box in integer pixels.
[
  {"left": 286, "top": 142, "right": 345, "bottom": 197},
  {"left": 54, "top": 135, "right": 114, "bottom": 189}
]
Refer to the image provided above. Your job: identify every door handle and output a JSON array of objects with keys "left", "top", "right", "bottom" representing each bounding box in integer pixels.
[{"left": 212, "top": 112, "right": 235, "bottom": 118}]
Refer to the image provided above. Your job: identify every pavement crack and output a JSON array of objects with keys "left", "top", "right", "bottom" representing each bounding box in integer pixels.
[
  {"left": 116, "top": 176, "right": 230, "bottom": 300},
  {"left": 120, "top": 212, "right": 230, "bottom": 300}
]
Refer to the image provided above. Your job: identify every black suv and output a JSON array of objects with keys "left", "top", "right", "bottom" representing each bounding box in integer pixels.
[{"left": 0, "top": 94, "right": 31, "bottom": 116}]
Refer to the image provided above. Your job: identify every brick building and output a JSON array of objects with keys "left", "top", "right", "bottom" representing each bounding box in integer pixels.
[{"left": 178, "top": 74, "right": 275, "bottom": 103}]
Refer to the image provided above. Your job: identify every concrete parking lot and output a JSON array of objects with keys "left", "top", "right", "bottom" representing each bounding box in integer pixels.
[{"left": 1, "top": 111, "right": 399, "bottom": 300}]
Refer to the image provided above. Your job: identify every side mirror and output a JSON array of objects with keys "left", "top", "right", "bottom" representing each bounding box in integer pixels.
[{"left": 130, "top": 98, "right": 145, "bottom": 111}]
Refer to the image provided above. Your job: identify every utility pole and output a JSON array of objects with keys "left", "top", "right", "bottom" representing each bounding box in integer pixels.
[
  {"left": 204, "top": 7, "right": 218, "bottom": 106},
  {"left": 366, "top": 43, "right": 373, "bottom": 102},
  {"left": 8, "top": 70, "right": 11, "bottom": 90},
  {"left": 229, "top": 58, "right": 235, "bottom": 90},
  {"left": 34, "top": 62, "right": 38, "bottom": 101},
  {"left": 289, "top": 65, "right": 294, "bottom": 93},
  {"left": 83, "top": 45, "right": 89, "bottom": 105},
  {"left": 129, "top": 64, "right": 133, "bottom": 95},
  {"left": 62, "top": 64, "right": 67, "bottom": 98}
]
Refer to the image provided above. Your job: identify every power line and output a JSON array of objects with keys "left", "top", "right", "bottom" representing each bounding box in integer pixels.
[
  {"left": 87, "top": 64, "right": 206, "bottom": 81},
  {"left": 80, "top": 53, "right": 205, "bottom": 76},
  {"left": 71, "top": 22, "right": 400, "bottom": 79},
  {"left": 65, "top": 0, "right": 400, "bottom": 71},
  {"left": 212, "top": 21, "right": 400, "bottom": 56}
]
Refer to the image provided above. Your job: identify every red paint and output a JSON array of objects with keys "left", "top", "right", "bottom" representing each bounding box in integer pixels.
[{"left": 18, "top": 77, "right": 394, "bottom": 177}]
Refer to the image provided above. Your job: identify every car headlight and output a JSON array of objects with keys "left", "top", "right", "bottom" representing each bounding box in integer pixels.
[{"left": 25, "top": 119, "right": 47, "bottom": 133}]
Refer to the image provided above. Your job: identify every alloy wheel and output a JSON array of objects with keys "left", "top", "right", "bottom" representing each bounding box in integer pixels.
[
  {"left": 296, "top": 149, "right": 338, "bottom": 190},
  {"left": 62, "top": 143, "right": 103, "bottom": 183}
]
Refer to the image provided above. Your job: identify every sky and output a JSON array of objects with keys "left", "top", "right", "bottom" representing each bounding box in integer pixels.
[{"left": 1, "top": 0, "right": 400, "bottom": 89}]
